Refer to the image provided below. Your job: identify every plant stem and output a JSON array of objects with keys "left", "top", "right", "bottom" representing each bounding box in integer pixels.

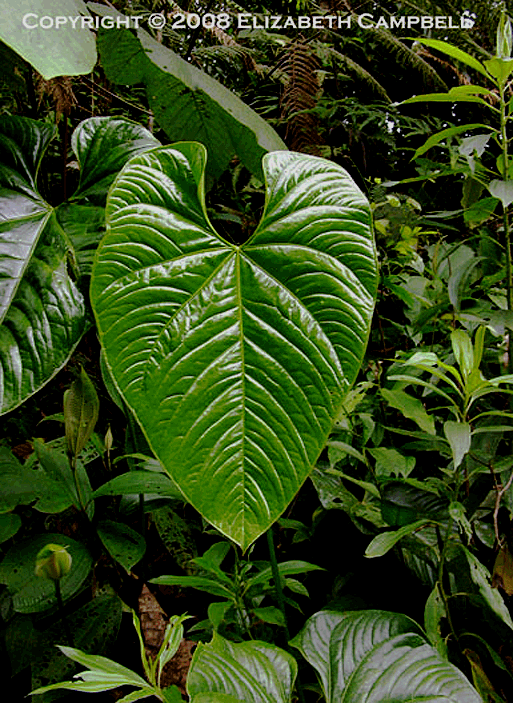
[
  {"left": 500, "top": 78, "right": 513, "bottom": 371},
  {"left": 266, "top": 526, "right": 291, "bottom": 642},
  {"left": 54, "top": 579, "right": 73, "bottom": 647}
]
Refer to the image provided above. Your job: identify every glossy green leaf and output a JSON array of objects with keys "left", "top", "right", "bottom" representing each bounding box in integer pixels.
[
  {"left": 0, "top": 532, "right": 92, "bottom": 613},
  {"left": 0, "top": 115, "right": 160, "bottom": 415},
  {"left": 444, "top": 421, "right": 471, "bottom": 469},
  {"left": 291, "top": 609, "right": 480, "bottom": 702},
  {"left": 97, "top": 519, "right": 146, "bottom": 572},
  {"left": 0, "top": 116, "right": 86, "bottom": 414},
  {"left": 368, "top": 447, "right": 416, "bottom": 478},
  {"left": 91, "top": 143, "right": 377, "bottom": 549},
  {"left": 365, "top": 519, "right": 430, "bottom": 558},
  {"left": 93, "top": 4, "right": 285, "bottom": 181},
  {"left": 247, "top": 560, "right": 324, "bottom": 588},
  {"left": 0, "top": 0, "right": 96, "bottom": 79},
  {"left": 187, "top": 633, "right": 297, "bottom": 703}
]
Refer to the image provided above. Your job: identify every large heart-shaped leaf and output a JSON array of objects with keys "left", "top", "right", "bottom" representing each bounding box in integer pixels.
[
  {"left": 0, "top": 115, "right": 159, "bottom": 415},
  {"left": 291, "top": 609, "right": 481, "bottom": 702},
  {"left": 91, "top": 143, "right": 377, "bottom": 548},
  {"left": 92, "top": 3, "right": 286, "bottom": 181},
  {"left": 187, "top": 633, "right": 297, "bottom": 703}
]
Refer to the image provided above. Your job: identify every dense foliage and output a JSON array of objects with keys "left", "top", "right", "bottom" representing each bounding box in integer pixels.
[{"left": 2, "top": 1, "right": 513, "bottom": 702}]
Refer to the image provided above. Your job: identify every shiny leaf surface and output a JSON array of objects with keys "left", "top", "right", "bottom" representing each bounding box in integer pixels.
[
  {"left": 187, "top": 634, "right": 297, "bottom": 703},
  {"left": 91, "top": 143, "right": 377, "bottom": 548},
  {"left": 291, "top": 609, "right": 481, "bottom": 702}
]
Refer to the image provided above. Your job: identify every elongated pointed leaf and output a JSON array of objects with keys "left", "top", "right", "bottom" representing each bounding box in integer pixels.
[
  {"left": 187, "top": 634, "right": 297, "bottom": 703},
  {"left": 91, "top": 143, "right": 377, "bottom": 549},
  {"left": 92, "top": 4, "right": 285, "bottom": 180},
  {"left": 291, "top": 609, "right": 480, "bottom": 702}
]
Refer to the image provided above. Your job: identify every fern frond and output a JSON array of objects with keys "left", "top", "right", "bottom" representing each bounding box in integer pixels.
[
  {"left": 277, "top": 41, "right": 323, "bottom": 153},
  {"left": 316, "top": 45, "right": 391, "bottom": 102}
]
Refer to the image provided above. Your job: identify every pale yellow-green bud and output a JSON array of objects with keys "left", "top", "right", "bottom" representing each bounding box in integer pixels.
[{"left": 35, "top": 544, "right": 72, "bottom": 581}]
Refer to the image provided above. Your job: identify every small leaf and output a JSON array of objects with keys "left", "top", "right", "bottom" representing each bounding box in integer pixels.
[
  {"left": 451, "top": 329, "right": 474, "bottom": 379},
  {"left": 485, "top": 57, "right": 513, "bottom": 83},
  {"left": 462, "top": 546, "right": 513, "bottom": 631},
  {"left": 489, "top": 179, "right": 513, "bottom": 208},
  {"left": 365, "top": 519, "right": 430, "bottom": 558},
  {"left": 381, "top": 388, "right": 435, "bottom": 435},
  {"left": 97, "top": 520, "right": 146, "bottom": 572},
  {"left": 246, "top": 560, "right": 324, "bottom": 588},
  {"left": 252, "top": 606, "right": 286, "bottom": 627},
  {"left": 93, "top": 471, "right": 183, "bottom": 500},
  {"left": 449, "top": 501, "right": 473, "bottom": 542},
  {"left": 64, "top": 367, "right": 100, "bottom": 459},
  {"left": 444, "top": 421, "right": 471, "bottom": 469},
  {"left": 367, "top": 447, "right": 416, "bottom": 478}
]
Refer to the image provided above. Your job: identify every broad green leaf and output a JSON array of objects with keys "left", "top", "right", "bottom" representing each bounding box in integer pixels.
[
  {"left": 97, "top": 520, "right": 146, "bottom": 572},
  {"left": 0, "top": 0, "right": 96, "bottom": 79},
  {"left": 0, "top": 116, "right": 86, "bottom": 414},
  {"left": 187, "top": 633, "right": 297, "bottom": 703},
  {"left": 252, "top": 606, "right": 286, "bottom": 627},
  {"left": 489, "top": 179, "right": 513, "bottom": 208},
  {"left": 413, "top": 124, "right": 492, "bottom": 160},
  {"left": 365, "top": 519, "right": 430, "bottom": 558},
  {"left": 0, "top": 532, "right": 92, "bottom": 613},
  {"left": 444, "top": 421, "right": 471, "bottom": 469},
  {"left": 71, "top": 117, "right": 160, "bottom": 200},
  {"left": 327, "top": 440, "right": 366, "bottom": 464},
  {"left": 0, "top": 115, "right": 160, "bottom": 415},
  {"left": 93, "top": 470, "right": 183, "bottom": 501},
  {"left": 93, "top": 4, "right": 286, "bottom": 181},
  {"left": 291, "top": 609, "right": 480, "bottom": 702},
  {"left": 64, "top": 367, "right": 100, "bottom": 459},
  {"left": 402, "top": 93, "right": 490, "bottom": 106},
  {"left": 462, "top": 546, "right": 513, "bottom": 631},
  {"left": 91, "top": 143, "right": 377, "bottom": 549},
  {"left": 381, "top": 388, "right": 435, "bottom": 435}
]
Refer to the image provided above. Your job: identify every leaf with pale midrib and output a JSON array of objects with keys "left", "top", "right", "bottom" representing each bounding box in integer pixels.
[{"left": 91, "top": 143, "right": 377, "bottom": 548}]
